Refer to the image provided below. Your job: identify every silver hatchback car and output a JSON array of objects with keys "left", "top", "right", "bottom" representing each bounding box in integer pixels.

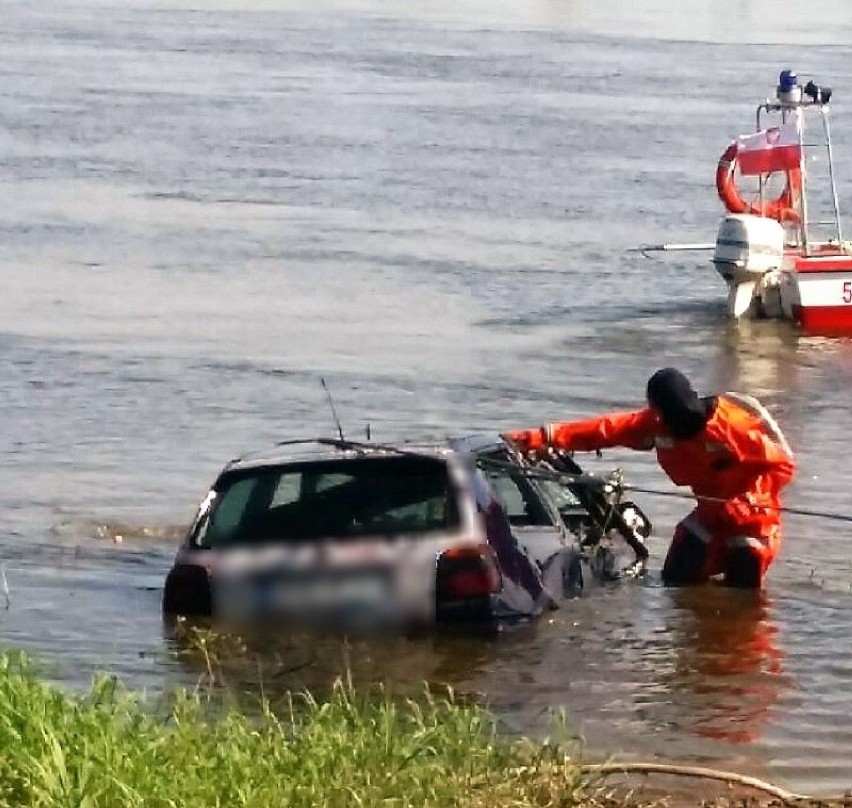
[{"left": 163, "top": 435, "right": 650, "bottom": 632}]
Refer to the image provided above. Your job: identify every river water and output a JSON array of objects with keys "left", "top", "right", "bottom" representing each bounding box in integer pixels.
[{"left": 3, "top": 0, "right": 852, "bottom": 795}]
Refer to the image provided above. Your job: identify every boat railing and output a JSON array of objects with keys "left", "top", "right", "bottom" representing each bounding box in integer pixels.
[{"left": 755, "top": 94, "right": 843, "bottom": 255}]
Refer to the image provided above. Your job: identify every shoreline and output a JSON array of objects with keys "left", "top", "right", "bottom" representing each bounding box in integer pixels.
[{"left": 1, "top": 649, "right": 846, "bottom": 807}]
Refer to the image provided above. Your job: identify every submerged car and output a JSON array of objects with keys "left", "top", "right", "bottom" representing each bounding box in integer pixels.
[{"left": 163, "top": 435, "right": 651, "bottom": 632}]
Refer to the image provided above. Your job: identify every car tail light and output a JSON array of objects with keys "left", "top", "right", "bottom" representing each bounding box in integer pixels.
[
  {"left": 437, "top": 544, "right": 502, "bottom": 599},
  {"left": 162, "top": 563, "right": 212, "bottom": 616}
]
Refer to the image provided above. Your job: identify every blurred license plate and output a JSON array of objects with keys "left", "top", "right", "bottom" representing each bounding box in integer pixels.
[{"left": 259, "top": 571, "right": 390, "bottom": 614}]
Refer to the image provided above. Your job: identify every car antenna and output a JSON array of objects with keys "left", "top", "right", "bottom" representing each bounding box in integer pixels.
[{"left": 320, "top": 377, "right": 346, "bottom": 442}]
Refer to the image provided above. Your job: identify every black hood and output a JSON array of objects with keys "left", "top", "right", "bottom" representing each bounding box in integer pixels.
[{"left": 646, "top": 368, "right": 713, "bottom": 440}]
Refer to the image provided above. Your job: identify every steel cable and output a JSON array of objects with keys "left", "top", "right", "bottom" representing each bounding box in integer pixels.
[{"left": 476, "top": 456, "right": 852, "bottom": 525}]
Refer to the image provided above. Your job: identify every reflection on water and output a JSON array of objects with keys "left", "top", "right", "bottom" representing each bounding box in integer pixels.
[
  {"left": 162, "top": 582, "right": 791, "bottom": 755},
  {"left": 664, "top": 587, "right": 788, "bottom": 744},
  {"left": 163, "top": 616, "right": 499, "bottom": 707},
  {"left": 710, "top": 320, "right": 803, "bottom": 403}
]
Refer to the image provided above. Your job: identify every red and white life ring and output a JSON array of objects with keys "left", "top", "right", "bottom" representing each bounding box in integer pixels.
[{"left": 715, "top": 142, "right": 801, "bottom": 223}]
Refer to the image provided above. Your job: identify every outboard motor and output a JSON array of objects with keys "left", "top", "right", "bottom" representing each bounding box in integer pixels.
[{"left": 713, "top": 213, "right": 785, "bottom": 317}]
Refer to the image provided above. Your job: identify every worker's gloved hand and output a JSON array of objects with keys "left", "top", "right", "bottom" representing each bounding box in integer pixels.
[{"left": 503, "top": 427, "right": 549, "bottom": 455}]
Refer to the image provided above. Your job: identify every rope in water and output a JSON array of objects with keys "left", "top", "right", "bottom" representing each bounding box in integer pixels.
[
  {"left": 507, "top": 760, "right": 817, "bottom": 801},
  {"left": 577, "top": 761, "right": 811, "bottom": 802}
]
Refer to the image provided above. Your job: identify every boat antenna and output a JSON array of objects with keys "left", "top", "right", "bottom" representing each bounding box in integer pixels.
[{"left": 320, "top": 377, "right": 346, "bottom": 442}]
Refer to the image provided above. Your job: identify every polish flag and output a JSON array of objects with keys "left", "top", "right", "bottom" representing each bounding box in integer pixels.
[{"left": 736, "top": 121, "right": 801, "bottom": 175}]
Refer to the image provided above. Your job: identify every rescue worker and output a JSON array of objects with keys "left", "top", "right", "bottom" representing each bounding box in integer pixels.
[{"left": 505, "top": 368, "right": 796, "bottom": 588}]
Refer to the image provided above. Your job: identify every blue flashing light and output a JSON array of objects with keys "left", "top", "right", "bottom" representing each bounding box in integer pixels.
[{"left": 778, "top": 69, "right": 798, "bottom": 92}]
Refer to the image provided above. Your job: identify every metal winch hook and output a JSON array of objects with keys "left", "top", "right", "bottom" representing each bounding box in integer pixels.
[{"left": 602, "top": 468, "right": 626, "bottom": 502}]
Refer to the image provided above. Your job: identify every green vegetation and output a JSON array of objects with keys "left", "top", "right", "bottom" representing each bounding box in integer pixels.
[{"left": 0, "top": 651, "right": 597, "bottom": 808}]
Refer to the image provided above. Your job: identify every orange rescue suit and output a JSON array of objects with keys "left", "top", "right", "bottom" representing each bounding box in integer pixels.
[{"left": 511, "top": 394, "right": 796, "bottom": 581}]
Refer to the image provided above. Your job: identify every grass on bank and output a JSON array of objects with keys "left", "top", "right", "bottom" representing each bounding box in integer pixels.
[{"left": 0, "top": 651, "right": 600, "bottom": 808}]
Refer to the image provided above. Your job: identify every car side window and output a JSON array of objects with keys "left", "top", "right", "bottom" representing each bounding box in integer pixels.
[
  {"left": 483, "top": 468, "right": 552, "bottom": 526},
  {"left": 270, "top": 472, "right": 302, "bottom": 507}
]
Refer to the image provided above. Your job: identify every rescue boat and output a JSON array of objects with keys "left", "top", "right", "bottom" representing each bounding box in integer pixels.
[{"left": 645, "top": 71, "right": 852, "bottom": 335}]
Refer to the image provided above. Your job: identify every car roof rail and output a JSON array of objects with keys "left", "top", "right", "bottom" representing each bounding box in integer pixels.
[{"left": 228, "top": 436, "right": 446, "bottom": 466}]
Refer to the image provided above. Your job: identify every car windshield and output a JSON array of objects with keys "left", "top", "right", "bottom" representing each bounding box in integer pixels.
[{"left": 192, "top": 455, "right": 460, "bottom": 548}]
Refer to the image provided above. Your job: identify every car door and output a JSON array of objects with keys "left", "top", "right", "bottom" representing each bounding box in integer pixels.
[{"left": 476, "top": 450, "right": 580, "bottom": 606}]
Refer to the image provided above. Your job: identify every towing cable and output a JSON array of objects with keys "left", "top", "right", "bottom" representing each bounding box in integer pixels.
[{"left": 476, "top": 455, "right": 852, "bottom": 525}]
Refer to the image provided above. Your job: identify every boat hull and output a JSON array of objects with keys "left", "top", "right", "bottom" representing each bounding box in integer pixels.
[{"left": 790, "top": 254, "right": 852, "bottom": 335}]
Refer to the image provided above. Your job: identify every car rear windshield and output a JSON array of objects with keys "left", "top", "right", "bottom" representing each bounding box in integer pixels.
[{"left": 192, "top": 455, "right": 461, "bottom": 548}]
